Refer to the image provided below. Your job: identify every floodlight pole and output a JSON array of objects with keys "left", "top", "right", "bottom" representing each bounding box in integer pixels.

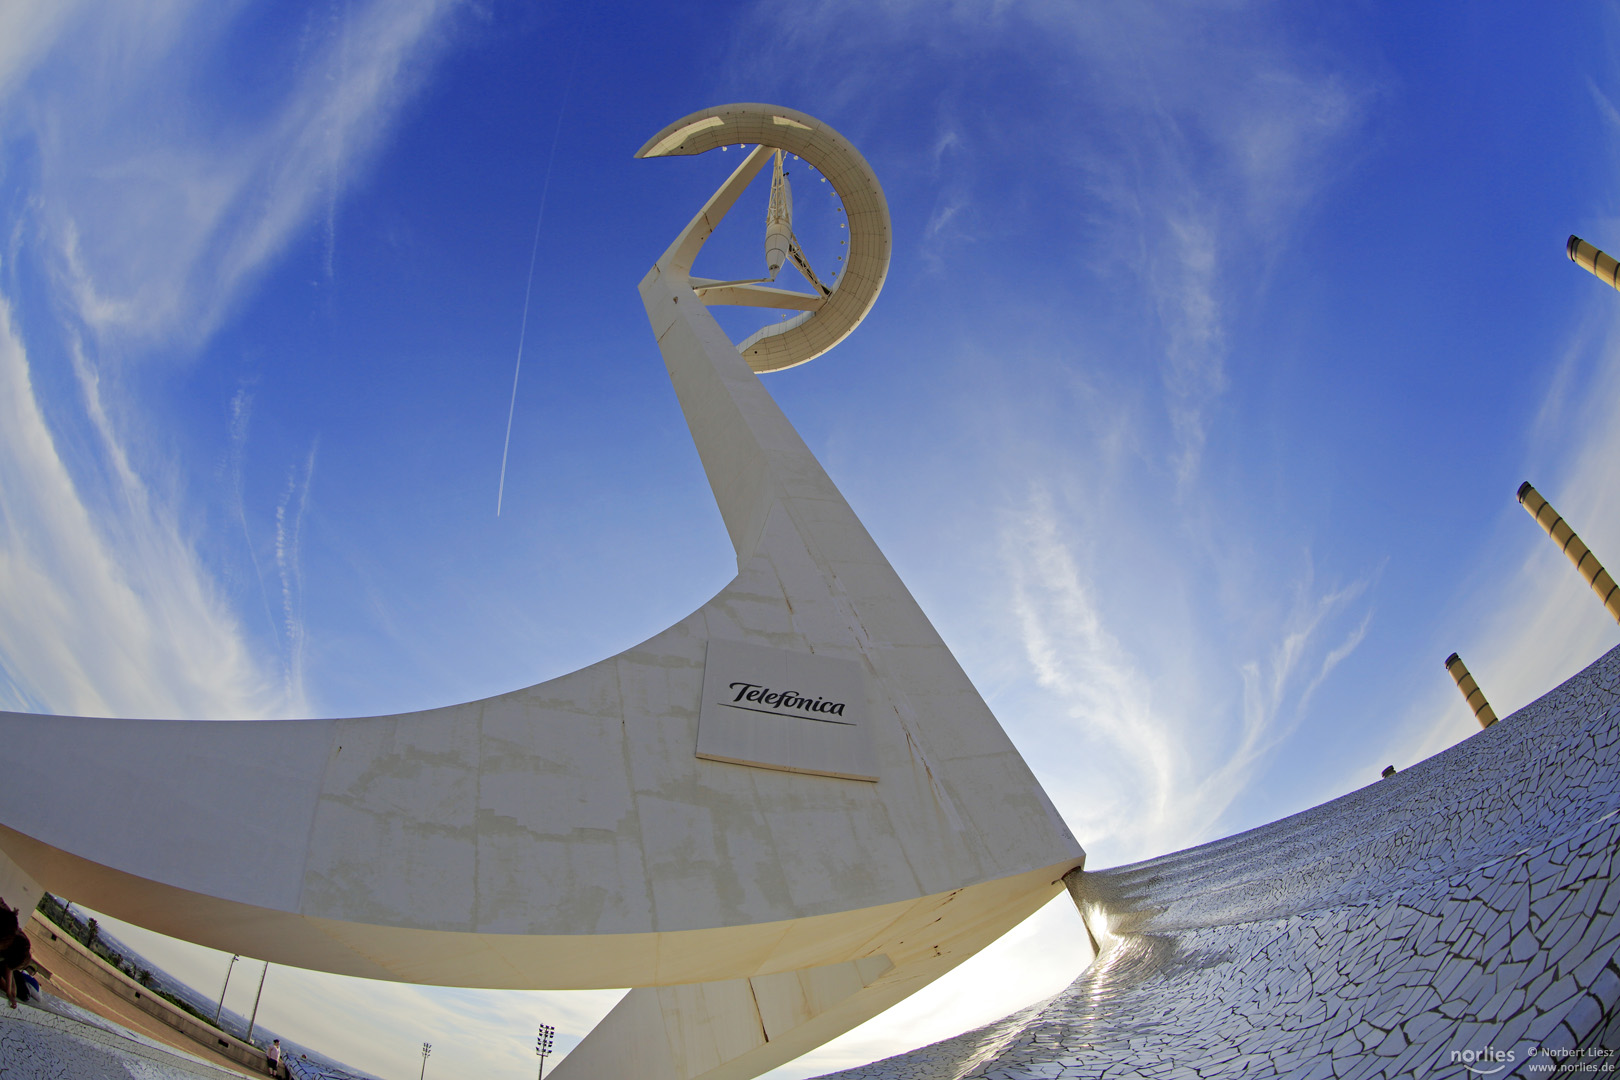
[
  {"left": 420, "top": 1041, "right": 432, "bottom": 1080},
  {"left": 536, "top": 1023, "right": 555, "bottom": 1080}
]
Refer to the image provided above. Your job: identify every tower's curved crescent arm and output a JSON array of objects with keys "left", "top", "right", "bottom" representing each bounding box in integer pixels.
[{"left": 637, "top": 104, "right": 891, "bottom": 373}]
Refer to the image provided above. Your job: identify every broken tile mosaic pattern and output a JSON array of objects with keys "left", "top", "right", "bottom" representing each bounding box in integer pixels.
[{"left": 817, "top": 644, "right": 1620, "bottom": 1079}]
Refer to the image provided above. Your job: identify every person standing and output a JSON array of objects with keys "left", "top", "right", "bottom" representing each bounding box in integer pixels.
[{"left": 0, "top": 902, "right": 31, "bottom": 1008}]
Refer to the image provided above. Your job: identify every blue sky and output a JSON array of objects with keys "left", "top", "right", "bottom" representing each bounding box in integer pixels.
[{"left": 4, "top": 2, "right": 1620, "bottom": 1078}]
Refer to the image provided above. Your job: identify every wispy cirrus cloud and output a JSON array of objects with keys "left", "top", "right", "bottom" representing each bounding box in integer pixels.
[
  {"left": 0, "top": 296, "right": 275, "bottom": 719},
  {"left": 921, "top": 121, "right": 970, "bottom": 259},
  {"left": 273, "top": 441, "right": 319, "bottom": 711},
  {"left": 1023, "top": 1, "right": 1367, "bottom": 486},
  {"left": 0, "top": 0, "right": 86, "bottom": 103},
  {"left": 1001, "top": 487, "right": 1374, "bottom": 865},
  {"left": 0, "top": 0, "right": 463, "bottom": 721},
  {"left": 23, "top": 0, "right": 462, "bottom": 351},
  {"left": 1006, "top": 489, "right": 1181, "bottom": 835},
  {"left": 742, "top": 0, "right": 1369, "bottom": 486}
]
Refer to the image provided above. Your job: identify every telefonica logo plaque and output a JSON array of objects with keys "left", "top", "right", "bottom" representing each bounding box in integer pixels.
[
  {"left": 697, "top": 639, "right": 878, "bottom": 781},
  {"left": 722, "top": 682, "right": 851, "bottom": 722}
]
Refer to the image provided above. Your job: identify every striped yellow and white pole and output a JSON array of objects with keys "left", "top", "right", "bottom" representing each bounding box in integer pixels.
[
  {"left": 1444, "top": 653, "right": 1498, "bottom": 729},
  {"left": 1568, "top": 235, "right": 1620, "bottom": 294},
  {"left": 1517, "top": 482, "right": 1620, "bottom": 625}
]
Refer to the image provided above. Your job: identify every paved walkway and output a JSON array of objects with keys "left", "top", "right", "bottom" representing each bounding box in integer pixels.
[
  {"left": 0, "top": 993, "right": 250, "bottom": 1080},
  {"left": 818, "top": 645, "right": 1620, "bottom": 1079}
]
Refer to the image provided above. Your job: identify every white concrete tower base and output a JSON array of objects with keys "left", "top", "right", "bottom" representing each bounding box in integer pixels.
[{"left": 0, "top": 105, "right": 1083, "bottom": 1080}]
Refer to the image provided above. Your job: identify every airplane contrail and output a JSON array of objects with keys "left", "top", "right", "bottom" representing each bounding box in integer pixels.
[
  {"left": 496, "top": 57, "right": 581, "bottom": 517},
  {"left": 496, "top": 196, "right": 546, "bottom": 517}
]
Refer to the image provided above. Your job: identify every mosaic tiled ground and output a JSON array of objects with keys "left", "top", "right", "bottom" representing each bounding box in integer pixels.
[
  {"left": 818, "top": 645, "right": 1620, "bottom": 1080},
  {"left": 0, "top": 993, "right": 245, "bottom": 1079}
]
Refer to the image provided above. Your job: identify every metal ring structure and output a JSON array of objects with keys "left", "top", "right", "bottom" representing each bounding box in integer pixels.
[{"left": 637, "top": 103, "right": 892, "bottom": 373}]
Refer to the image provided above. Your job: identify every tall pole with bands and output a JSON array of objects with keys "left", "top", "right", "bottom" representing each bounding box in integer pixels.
[
  {"left": 1568, "top": 235, "right": 1620, "bottom": 294},
  {"left": 1518, "top": 482, "right": 1620, "bottom": 625},
  {"left": 1444, "top": 653, "right": 1498, "bottom": 729}
]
